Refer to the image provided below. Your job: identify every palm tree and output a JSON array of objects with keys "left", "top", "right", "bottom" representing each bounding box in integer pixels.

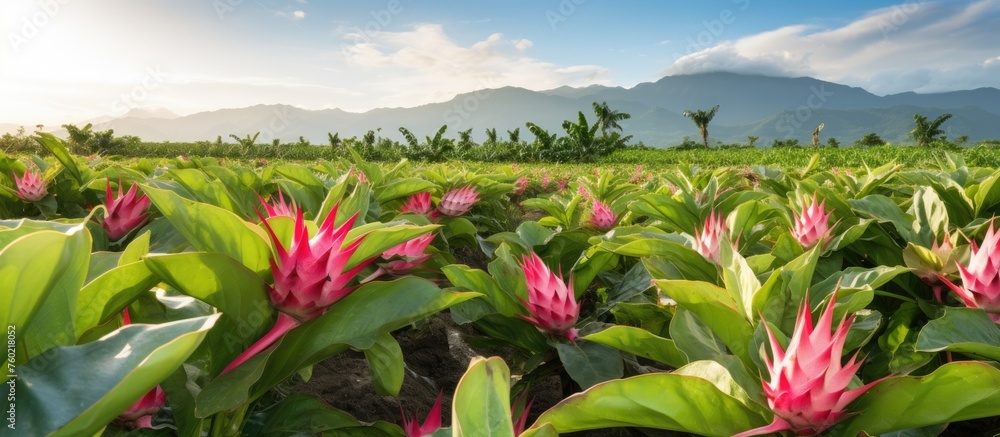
[
  {"left": 592, "top": 101, "right": 631, "bottom": 135},
  {"left": 910, "top": 113, "right": 953, "bottom": 147},
  {"left": 682, "top": 105, "right": 720, "bottom": 148}
]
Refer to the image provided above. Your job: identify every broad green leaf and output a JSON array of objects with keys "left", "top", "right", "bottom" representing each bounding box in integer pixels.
[
  {"left": 720, "top": 238, "right": 759, "bottom": 321},
  {"left": 452, "top": 357, "right": 516, "bottom": 437},
  {"left": 670, "top": 307, "right": 728, "bottom": 361},
  {"left": 119, "top": 231, "right": 151, "bottom": 266},
  {"left": 529, "top": 370, "right": 768, "bottom": 436},
  {"left": 915, "top": 307, "right": 1000, "bottom": 361},
  {"left": 516, "top": 221, "right": 555, "bottom": 248},
  {"left": 830, "top": 362, "right": 1000, "bottom": 436},
  {"left": 167, "top": 168, "right": 239, "bottom": 213},
  {"left": 0, "top": 229, "right": 83, "bottom": 363},
  {"left": 612, "top": 239, "right": 717, "bottom": 282},
  {"left": 363, "top": 333, "right": 405, "bottom": 396},
  {"left": 142, "top": 185, "right": 272, "bottom": 276},
  {"left": 442, "top": 264, "right": 522, "bottom": 317},
  {"left": 659, "top": 279, "right": 754, "bottom": 364},
  {"left": 375, "top": 177, "right": 436, "bottom": 203},
  {"left": 195, "top": 278, "right": 476, "bottom": 416},
  {"left": 34, "top": 132, "right": 84, "bottom": 185},
  {"left": 144, "top": 252, "right": 275, "bottom": 374},
  {"left": 347, "top": 223, "right": 438, "bottom": 270},
  {"left": 910, "top": 186, "right": 949, "bottom": 247},
  {"left": 554, "top": 340, "right": 624, "bottom": 389},
  {"left": 582, "top": 325, "right": 687, "bottom": 368},
  {"left": 849, "top": 195, "right": 914, "bottom": 241},
  {"left": 75, "top": 261, "right": 158, "bottom": 339},
  {"left": 17, "top": 314, "right": 219, "bottom": 436},
  {"left": 244, "top": 393, "right": 399, "bottom": 437},
  {"left": 874, "top": 302, "right": 935, "bottom": 376}
]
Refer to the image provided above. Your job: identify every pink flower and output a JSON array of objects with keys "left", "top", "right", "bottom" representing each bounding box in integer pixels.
[
  {"left": 117, "top": 310, "right": 166, "bottom": 429},
  {"left": 588, "top": 200, "right": 617, "bottom": 231},
  {"left": 436, "top": 185, "right": 479, "bottom": 217},
  {"left": 260, "top": 191, "right": 297, "bottom": 218},
  {"left": 557, "top": 178, "right": 568, "bottom": 192},
  {"left": 792, "top": 194, "right": 833, "bottom": 248},
  {"left": 223, "top": 205, "right": 376, "bottom": 374},
  {"left": 695, "top": 211, "right": 727, "bottom": 264},
  {"left": 103, "top": 181, "right": 151, "bottom": 241},
  {"left": 401, "top": 392, "right": 443, "bottom": 437},
  {"left": 118, "top": 386, "right": 166, "bottom": 429},
  {"left": 942, "top": 223, "right": 1000, "bottom": 322},
  {"left": 12, "top": 166, "right": 47, "bottom": 202},
  {"left": 518, "top": 252, "right": 580, "bottom": 342},
  {"left": 514, "top": 176, "right": 530, "bottom": 195},
  {"left": 380, "top": 233, "right": 435, "bottom": 275},
  {"left": 734, "top": 294, "right": 881, "bottom": 437},
  {"left": 401, "top": 192, "right": 432, "bottom": 215}
]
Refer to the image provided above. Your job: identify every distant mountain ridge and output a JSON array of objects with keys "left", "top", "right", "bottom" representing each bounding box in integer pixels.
[{"left": 8, "top": 72, "right": 1000, "bottom": 147}]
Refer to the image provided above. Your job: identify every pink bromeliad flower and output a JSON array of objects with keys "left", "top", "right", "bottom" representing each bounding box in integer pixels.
[
  {"left": 734, "top": 294, "right": 882, "bottom": 437},
  {"left": 518, "top": 252, "right": 580, "bottom": 342},
  {"left": 436, "top": 185, "right": 479, "bottom": 217},
  {"left": 588, "top": 200, "right": 617, "bottom": 231},
  {"left": 694, "top": 211, "right": 727, "bottom": 264},
  {"left": 514, "top": 176, "right": 530, "bottom": 195},
  {"left": 103, "top": 181, "right": 152, "bottom": 241},
  {"left": 12, "top": 166, "right": 47, "bottom": 201},
  {"left": 792, "top": 194, "right": 833, "bottom": 249},
  {"left": 260, "top": 191, "right": 297, "bottom": 218},
  {"left": 367, "top": 233, "right": 435, "bottom": 280},
  {"left": 400, "top": 392, "right": 443, "bottom": 437},
  {"left": 222, "top": 205, "right": 377, "bottom": 374},
  {"left": 116, "top": 310, "right": 166, "bottom": 429},
  {"left": 941, "top": 223, "right": 1000, "bottom": 322},
  {"left": 401, "top": 192, "right": 433, "bottom": 215}
]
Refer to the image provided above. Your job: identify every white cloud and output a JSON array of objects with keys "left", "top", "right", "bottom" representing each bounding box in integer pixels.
[
  {"left": 338, "top": 24, "right": 609, "bottom": 108},
  {"left": 292, "top": 10, "right": 305, "bottom": 20},
  {"left": 665, "top": 0, "right": 1000, "bottom": 94}
]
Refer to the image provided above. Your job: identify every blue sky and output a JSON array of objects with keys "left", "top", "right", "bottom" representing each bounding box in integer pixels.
[{"left": 2, "top": 0, "right": 998, "bottom": 124}]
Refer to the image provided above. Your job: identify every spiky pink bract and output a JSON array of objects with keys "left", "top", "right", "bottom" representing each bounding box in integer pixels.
[
  {"left": 735, "top": 294, "right": 881, "bottom": 436},
  {"left": 518, "top": 252, "right": 580, "bottom": 341}
]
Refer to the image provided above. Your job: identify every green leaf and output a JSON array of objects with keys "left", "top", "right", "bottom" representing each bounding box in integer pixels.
[
  {"left": 75, "top": 261, "right": 158, "bottom": 339},
  {"left": 442, "top": 264, "right": 522, "bottom": 317},
  {"left": 119, "top": 231, "right": 151, "bottom": 265},
  {"left": 830, "top": 362, "right": 1000, "bottom": 436},
  {"left": 347, "top": 223, "right": 438, "bottom": 270},
  {"left": 16, "top": 314, "right": 219, "bottom": 437},
  {"left": 582, "top": 325, "right": 687, "bottom": 368},
  {"left": 195, "top": 278, "right": 476, "bottom": 417},
  {"left": 659, "top": 280, "right": 754, "bottom": 364},
  {"left": 451, "top": 357, "right": 516, "bottom": 437},
  {"left": 529, "top": 368, "right": 768, "bottom": 436},
  {"left": 849, "top": 195, "right": 914, "bottom": 242},
  {"left": 144, "top": 252, "right": 275, "bottom": 374},
  {"left": 612, "top": 239, "right": 716, "bottom": 282},
  {"left": 719, "top": 238, "right": 759, "bottom": 321},
  {"left": 34, "top": 132, "right": 84, "bottom": 185},
  {"left": 142, "top": 185, "right": 272, "bottom": 276},
  {"left": 554, "top": 340, "right": 624, "bottom": 389},
  {"left": 244, "top": 393, "right": 399, "bottom": 437},
  {"left": 915, "top": 307, "right": 1000, "bottom": 361},
  {"left": 363, "top": 333, "right": 405, "bottom": 396},
  {"left": 375, "top": 177, "right": 436, "bottom": 203},
  {"left": 0, "top": 228, "right": 87, "bottom": 363},
  {"left": 670, "top": 307, "right": 727, "bottom": 361},
  {"left": 516, "top": 221, "right": 555, "bottom": 248}
]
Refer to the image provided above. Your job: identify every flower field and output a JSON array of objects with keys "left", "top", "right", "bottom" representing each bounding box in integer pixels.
[{"left": 5, "top": 133, "right": 1000, "bottom": 436}]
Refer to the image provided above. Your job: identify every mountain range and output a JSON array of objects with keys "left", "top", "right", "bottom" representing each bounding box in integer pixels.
[{"left": 7, "top": 72, "right": 1000, "bottom": 147}]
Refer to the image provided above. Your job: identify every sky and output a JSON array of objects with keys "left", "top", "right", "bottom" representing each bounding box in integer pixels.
[{"left": 1, "top": 0, "right": 998, "bottom": 125}]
